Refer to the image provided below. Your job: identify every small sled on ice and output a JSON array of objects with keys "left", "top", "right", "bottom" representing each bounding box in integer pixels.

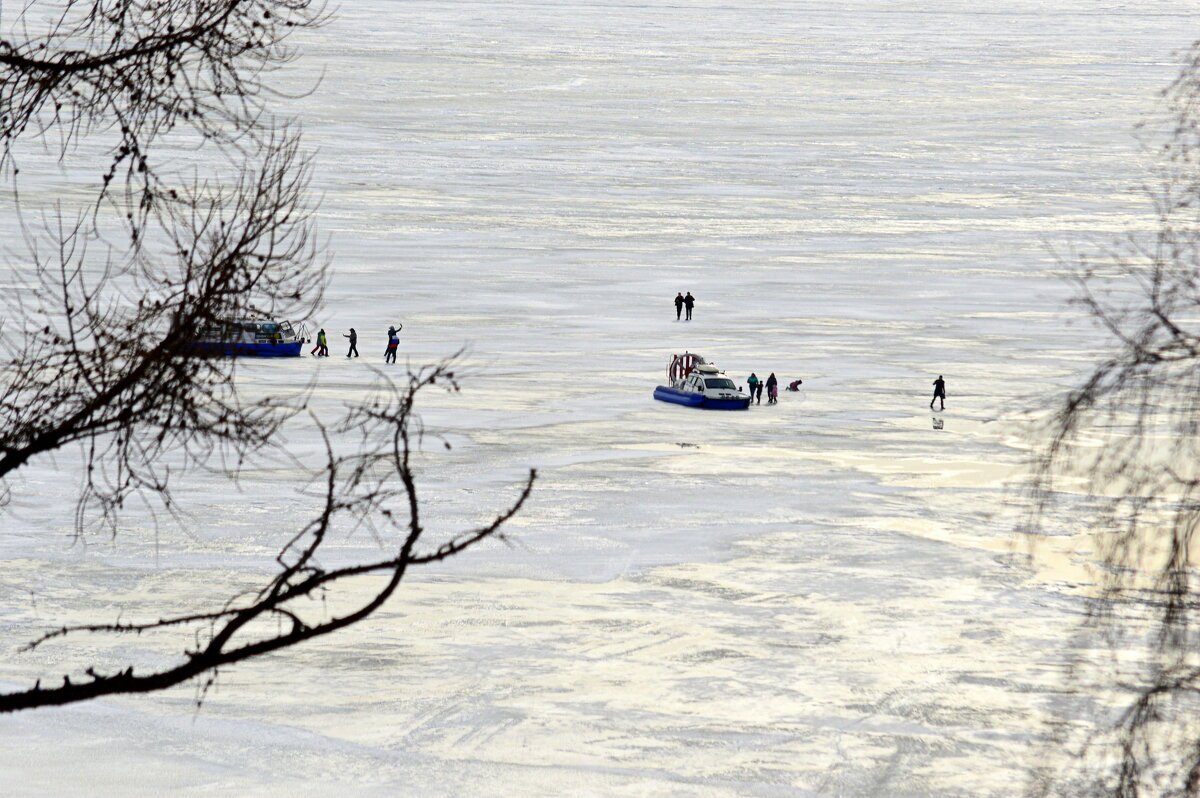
[{"left": 653, "top": 352, "right": 750, "bottom": 410}]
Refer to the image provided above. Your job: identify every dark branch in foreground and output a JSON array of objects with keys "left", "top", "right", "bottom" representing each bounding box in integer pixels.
[{"left": 0, "top": 364, "right": 536, "bottom": 713}]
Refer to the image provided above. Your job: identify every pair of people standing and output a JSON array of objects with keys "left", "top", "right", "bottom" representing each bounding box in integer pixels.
[
  {"left": 310, "top": 329, "right": 329, "bottom": 357},
  {"left": 673, "top": 292, "right": 695, "bottom": 321},
  {"left": 746, "top": 373, "right": 778, "bottom": 404}
]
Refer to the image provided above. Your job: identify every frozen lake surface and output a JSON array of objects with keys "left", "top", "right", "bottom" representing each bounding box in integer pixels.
[{"left": 0, "top": 1, "right": 1192, "bottom": 794}]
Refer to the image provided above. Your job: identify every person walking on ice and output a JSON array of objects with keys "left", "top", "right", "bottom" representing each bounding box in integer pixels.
[
  {"left": 683, "top": 291, "right": 695, "bottom": 321},
  {"left": 384, "top": 324, "right": 401, "bottom": 364},
  {"left": 674, "top": 292, "right": 684, "bottom": 320},
  {"left": 311, "top": 328, "right": 328, "bottom": 357},
  {"left": 930, "top": 375, "right": 946, "bottom": 411},
  {"left": 343, "top": 328, "right": 358, "bottom": 358},
  {"left": 766, "top": 373, "right": 778, "bottom": 404}
]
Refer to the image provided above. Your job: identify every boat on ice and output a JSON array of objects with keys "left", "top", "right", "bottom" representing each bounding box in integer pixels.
[
  {"left": 653, "top": 352, "right": 751, "bottom": 410},
  {"left": 191, "top": 318, "right": 307, "bottom": 357}
]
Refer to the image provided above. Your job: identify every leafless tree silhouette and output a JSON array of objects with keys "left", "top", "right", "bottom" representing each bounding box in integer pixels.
[
  {"left": 1, "top": 364, "right": 535, "bottom": 712},
  {"left": 0, "top": 0, "right": 535, "bottom": 713},
  {"left": 1030, "top": 40, "right": 1200, "bottom": 798}
]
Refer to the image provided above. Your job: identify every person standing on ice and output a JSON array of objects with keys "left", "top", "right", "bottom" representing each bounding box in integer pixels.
[
  {"left": 674, "top": 292, "right": 684, "bottom": 320},
  {"left": 766, "top": 373, "right": 778, "bottom": 404},
  {"left": 311, "top": 329, "right": 328, "bottom": 357},
  {"left": 384, "top": 325, "right": 401, "bottom": 364},
  {"left": 683, "top": 291, "right": 695, "bottom": 320},
  {"left": 755, "top": 379, "right": 764, "bottom": 404},
  {"left": 930, "top": 375, "right": 946, "bottom": 411},
  {"left": 343, "top": 328, "right": 358, "bottom": 358},
  {"left": 747, "top": 373, "right": 759, "bottom": 397}
]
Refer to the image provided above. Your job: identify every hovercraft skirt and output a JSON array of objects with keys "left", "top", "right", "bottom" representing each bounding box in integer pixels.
[
  {"left": 191, "top": 341, "right": 304, "bottom": 358},
  {"left": 654, "top": 386, "right": 750, "bottom": 410}
]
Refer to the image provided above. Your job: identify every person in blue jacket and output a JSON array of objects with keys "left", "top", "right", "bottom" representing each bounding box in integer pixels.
[
  {"left": 747, "top": 373, "right": 759, "bottom": 399},
  {"left": 384, "top": 324, "right": 401, "bottom": 364}
]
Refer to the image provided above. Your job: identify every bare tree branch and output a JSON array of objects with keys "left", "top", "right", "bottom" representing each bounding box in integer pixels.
[
  {"left": 0, "top": 364, "right": 536, "bottom": 714},
  {"left": 1031, "top": 40, "right": 1200, "bottom": 798},
  {"left": 0, "top": 1, "right": 536, "bottom": 713}
]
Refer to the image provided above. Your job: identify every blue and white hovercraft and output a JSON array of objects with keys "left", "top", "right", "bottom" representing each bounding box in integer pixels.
[
  {"left": 191, "top": 318, "right": 308, "bottom": 357},
  {"left": 653, "top": 352, "right": 751, "bottom": 410}
]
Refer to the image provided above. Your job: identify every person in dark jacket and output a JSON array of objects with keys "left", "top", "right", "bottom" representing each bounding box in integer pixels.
[
  {"left": 755, "top": 380, "right": 764, "bottom": 404},
  {"left": 931, "top": 375, "right": 946, "bottom": 411},
  {"left": 385, "top": 325, "right": 401, "bottom": 364},
  {"left": 674, "top": 292, "right": 684, "bottom": 320},
  {"left": 683, "top": 291, "right": 695, "bottom": 320},
  {"left": 343, "top": 328, "right": 358, "bottom": 358},
  {"left": 787, "top": 379, "right": 803, "bottom": 391},
  {"left": 766, "top": 373, "right": 778, "bottom": 404}
]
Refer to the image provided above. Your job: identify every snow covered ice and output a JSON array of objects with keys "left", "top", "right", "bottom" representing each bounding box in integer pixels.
[{"left": 0, "top": 1, "right": 1192, "bottom": 794}]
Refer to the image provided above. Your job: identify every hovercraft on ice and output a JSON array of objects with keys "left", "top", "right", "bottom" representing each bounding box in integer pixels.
[
  {"left": 654, "top": 352, "right": 751, "bottom": 410},
  {"left": 190, "top": 318, "right": 307, "bottom": 358}
]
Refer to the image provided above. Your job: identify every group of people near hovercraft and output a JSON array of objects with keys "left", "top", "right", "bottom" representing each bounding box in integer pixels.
[
  {"left": 305, "top": 304, "right": 951, "bottom": 411},
  {"left": 670, "top": 291, "right": 947, "bottom": 411},
  {"left": 308, "top": 324, "right": 403, "bottom": 362},
  {"left": 743, "top": 371, "right": 944, "bottom": 409},
  {"left": 744, "top": 372, "right": 803, "bottom": 405}
]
